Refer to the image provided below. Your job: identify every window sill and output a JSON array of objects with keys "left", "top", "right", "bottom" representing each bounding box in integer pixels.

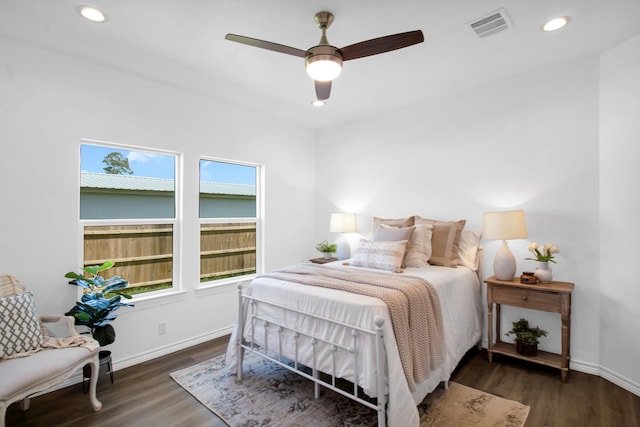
[
  {"left": 196, "top": 274, "right": 256, "bottom": 296},
  {"left": 128, "top": 289, "right": 188, "bottom": 310}
]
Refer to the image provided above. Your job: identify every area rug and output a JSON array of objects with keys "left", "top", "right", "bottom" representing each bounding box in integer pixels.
[{"left": 170, "top": 352, "right": 529, "bottom": 427}]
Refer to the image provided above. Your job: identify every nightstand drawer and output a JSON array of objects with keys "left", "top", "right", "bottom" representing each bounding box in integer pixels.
[{"left": 492, "top": 286, "right": 561, "bottom": 312}]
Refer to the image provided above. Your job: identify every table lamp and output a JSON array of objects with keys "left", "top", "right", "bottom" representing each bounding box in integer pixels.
[
  {"left": 483, "top": 210, "right": 528, "bottom": 281},
  {"left": 329, "top": 213, "right": 357, "bottom": 260}
]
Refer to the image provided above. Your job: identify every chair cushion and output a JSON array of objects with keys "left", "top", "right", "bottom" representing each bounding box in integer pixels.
[
  {"left": 0, "top": 292, "right": 44, "bottom": 358},
  {"left": 0, "top": 346, "right": 97, "bottom": 400}
]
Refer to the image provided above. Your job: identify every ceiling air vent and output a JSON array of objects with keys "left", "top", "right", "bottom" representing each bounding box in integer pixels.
[{"left": 468, "top": 8, "right": 513, "bottom": 38}]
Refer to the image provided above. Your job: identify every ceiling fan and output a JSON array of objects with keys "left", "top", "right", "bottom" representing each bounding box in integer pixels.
[{"left": 225, "top": 11, "right": 424, "bottom": 103}]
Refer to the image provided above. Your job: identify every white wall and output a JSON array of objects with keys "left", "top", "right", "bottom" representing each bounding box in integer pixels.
[
  {"left": 0, "top": 37, "right": 317, "bottom": 367},
  {"left": 599, "top": 34, "right": 640, "bottom": 393},
  {"left": 315, "top": 55, "right": 640, "bottom": 391}
]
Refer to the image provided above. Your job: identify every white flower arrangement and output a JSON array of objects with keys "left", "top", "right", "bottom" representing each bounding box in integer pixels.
[{"left": 525, "top": 242, "right": 560, "bottom": 264}]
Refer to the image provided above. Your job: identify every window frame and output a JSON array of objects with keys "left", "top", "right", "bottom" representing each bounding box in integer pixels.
[
  {"left": 198, "top": 156, "right": 263, "bottom": 289},
  {"left": 77, "top": 139, "right": 183, "bottom": 301}
]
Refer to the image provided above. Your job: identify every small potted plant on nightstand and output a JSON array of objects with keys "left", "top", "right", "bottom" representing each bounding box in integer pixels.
[
  {"left": 505, "top": 318, "right": 548, "bottom": 357},
  {"left": 315, "top": 240, "right": 337, "bottom": 259}
]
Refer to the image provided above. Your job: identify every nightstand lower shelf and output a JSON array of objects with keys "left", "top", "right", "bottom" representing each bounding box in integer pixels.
[{"left": 490, "top": 342, "right": 565, "bottom": 371}]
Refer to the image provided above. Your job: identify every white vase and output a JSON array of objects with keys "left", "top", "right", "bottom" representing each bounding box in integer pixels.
[
  {"left": 323, "top": 252, "right": 332, "bottom": 259},
  {"left": 534, "top": 261, "right": 553, "bottom": 283}
]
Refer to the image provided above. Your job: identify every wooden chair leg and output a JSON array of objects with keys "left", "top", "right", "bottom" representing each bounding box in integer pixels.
[{"left": 1, "top": 404, "right": 7, "bottom": 427}]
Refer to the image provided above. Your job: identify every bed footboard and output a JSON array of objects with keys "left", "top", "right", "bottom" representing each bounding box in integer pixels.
[{"left": 236, "top": 282, "right": 388, "bottom": 427}]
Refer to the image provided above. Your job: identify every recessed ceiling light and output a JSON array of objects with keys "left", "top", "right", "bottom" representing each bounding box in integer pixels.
[
  {"left": 311, "top": 100, "right": 325, "bottom": 107},
  {"left": 543, "top": 16, "right": 570, "bottom": 32},
  {"left": 76, "top": 5, "right": 108, "bottom": 23}
]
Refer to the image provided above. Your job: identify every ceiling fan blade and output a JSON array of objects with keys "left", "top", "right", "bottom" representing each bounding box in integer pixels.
[
  {"left": 339, "top": 30, "right": 424, "bottom": 61},
  {"left": 315, "top": 80, "right": 331, "bottom": 101},
  {"left": 225, "top": 34, "right": 307, "bottom": 58}
]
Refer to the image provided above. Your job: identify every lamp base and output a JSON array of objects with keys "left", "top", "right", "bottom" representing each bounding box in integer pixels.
[
  {"left": 335, "top": 235, "right": 351, "bottom": 260},
  {"left": 494, "top": 240, "right": 517, "bottom": 281}
]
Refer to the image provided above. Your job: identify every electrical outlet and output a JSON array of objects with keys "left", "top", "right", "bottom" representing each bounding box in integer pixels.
[{"left": 158, "top": 322, "right": 167, "bottom": 335}]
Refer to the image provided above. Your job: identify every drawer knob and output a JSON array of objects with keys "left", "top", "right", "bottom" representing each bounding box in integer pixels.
[{"left": 522, "top": 296, "right": 528, "bottom": 301}]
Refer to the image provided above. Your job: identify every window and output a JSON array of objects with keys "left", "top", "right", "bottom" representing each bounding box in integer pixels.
[
  {"left": 80, "top": 142, "right": 179, "bottom": 296},
  {"left": 199, "top": 158, "right": 259, "bottom": 283}
]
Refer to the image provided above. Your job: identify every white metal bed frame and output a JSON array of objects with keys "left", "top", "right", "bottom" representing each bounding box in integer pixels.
[
  {"left": 235, "top": 249, "right": 482, "bottom": 427},
  {"left": 236, "top": 284, "right": 389, "bottom": 426}
]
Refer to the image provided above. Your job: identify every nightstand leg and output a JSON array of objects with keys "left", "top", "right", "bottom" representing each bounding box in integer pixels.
[
  {"left": 561, "top": 293, "right": 571, "bottom": 382},
  {"left": 561, "top": 312, "right": 570, "bottom": 382},
  {"left": 487, "top": 301, "right": 494, "bottom": 363},
  {"left": 495, "top": 303, "right": 501, "bottom": 344}
]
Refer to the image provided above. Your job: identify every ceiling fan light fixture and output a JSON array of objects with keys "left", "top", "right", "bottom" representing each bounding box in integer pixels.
[
  {"left": 306, "top": 57, "right": 342, "bottom": 81},
  {"left": 305, "top": 45, "right": 343, "bottom": 81}
]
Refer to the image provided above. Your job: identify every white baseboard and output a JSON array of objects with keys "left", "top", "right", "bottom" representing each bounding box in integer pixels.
[
  {"left": 39, "top": 325, "right": 234, "bottom": 396},
  {"left": 113, "top": 325, "right": 234, "bottom": 371},
  {"left": 571, "top": 359, "right": 640, "bottom": 397}
]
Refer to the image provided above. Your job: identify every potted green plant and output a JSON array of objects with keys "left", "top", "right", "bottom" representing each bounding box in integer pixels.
[
  {"left": 315, "top": 240, "right": 337, "bottom": 259},
  {"left": 64, "top": 260, "right": 134, "bottom": 347},
  {"left": 505, "top": 318, "right": 548, "bottom": 357}
]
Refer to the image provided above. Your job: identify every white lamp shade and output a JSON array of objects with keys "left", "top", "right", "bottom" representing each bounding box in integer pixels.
[
  {"left": 483, "top": 210, "right": 528, "bottom": 240},
  {"left": 329, "top": 213, "right": 357, "bottom": 233}
]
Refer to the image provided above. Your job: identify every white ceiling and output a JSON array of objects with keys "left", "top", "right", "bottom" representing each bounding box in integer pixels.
[{"left": 1, "top": 0, "right": 639, "bottom": 129}]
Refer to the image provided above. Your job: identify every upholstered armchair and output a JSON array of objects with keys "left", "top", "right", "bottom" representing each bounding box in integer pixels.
[{"left": 0, "top": 274, "right": 102, "bottom": 427}]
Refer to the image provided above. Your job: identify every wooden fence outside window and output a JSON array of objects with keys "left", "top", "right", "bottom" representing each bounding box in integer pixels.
[{"left": 83, "top": 222, "right": 256, "bottom": 293}]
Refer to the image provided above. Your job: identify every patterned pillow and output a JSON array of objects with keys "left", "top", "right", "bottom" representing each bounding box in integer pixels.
[
  {"left": 349, "top": 239, "right": 409, "bottom": 273},
  {"left": 373, "top": 224, "right": 416, "bottom": 268},
  {"left": 415, "top": 216, "right": 466, "bottom": 268},
  {"left": 0, "top": 292, "right": 44, "bottom": 358}
]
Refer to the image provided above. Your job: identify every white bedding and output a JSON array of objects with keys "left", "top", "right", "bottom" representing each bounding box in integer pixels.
[{"left": 225, "top": 262, "right": 482, "bottom": 427}]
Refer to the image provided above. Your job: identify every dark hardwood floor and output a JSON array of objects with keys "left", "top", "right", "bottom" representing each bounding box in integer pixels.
[
  {"left": 452, "top": 350, "right": 640, "bottom": 427},
  {"left": 6, "top": 336, "right": 640, "bottom": 426}
]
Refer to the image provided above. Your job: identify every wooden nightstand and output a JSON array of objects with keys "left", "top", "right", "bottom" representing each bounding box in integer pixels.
[{"left": 485, "top": 275, "right": 574, "bottom": 382}]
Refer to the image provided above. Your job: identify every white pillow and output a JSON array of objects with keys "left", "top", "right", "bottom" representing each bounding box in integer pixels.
[
  {"left": 405, "top": 223, "right": 434, "bottom": 268},
  {"left": 458, "top": 230, "right": 482, "bottom": 270},
  {"left": 0, "top": 292, "right": 44, "bottom": 358},
  {"left": 349, "top": 239, "right": 409, "bottom": 273}
]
